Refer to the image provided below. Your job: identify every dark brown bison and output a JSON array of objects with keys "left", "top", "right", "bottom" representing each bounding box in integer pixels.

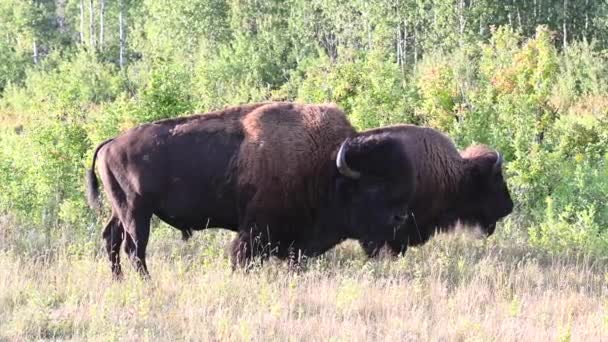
[
  {"left": 86, "top": 102, "right": 415, "bottom": 278},
  {"left": 357, "top": 124, "right": 514, "bottom": 257}
]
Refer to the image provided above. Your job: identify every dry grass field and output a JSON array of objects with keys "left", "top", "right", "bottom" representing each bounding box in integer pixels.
[{"left": 1, "top": 224, "right": 607, "bottom": 341}]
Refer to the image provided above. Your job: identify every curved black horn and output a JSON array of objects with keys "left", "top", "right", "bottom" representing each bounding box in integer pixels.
[
  {"left": 493, "top": 151, "right": 503, "bottom": 171},
  {"left": 336, "top": 139, "right": 361, "bottom": 179}
]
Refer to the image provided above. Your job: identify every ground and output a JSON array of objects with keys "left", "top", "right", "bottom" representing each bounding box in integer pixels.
[{"left": 0, "top": 225, "right": 607, "bottom": 341}]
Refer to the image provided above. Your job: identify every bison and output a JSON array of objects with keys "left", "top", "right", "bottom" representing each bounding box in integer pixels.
[
  {"left": 86, "top": 102, "right": 416, "bottom": 278},
  {"left": 357, "top": 124, "right": 514, "bottom": 257}
]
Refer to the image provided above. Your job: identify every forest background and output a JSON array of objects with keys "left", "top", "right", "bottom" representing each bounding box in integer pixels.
[{"left": 1, "top": 0, "right": 607, "bottom": 255}]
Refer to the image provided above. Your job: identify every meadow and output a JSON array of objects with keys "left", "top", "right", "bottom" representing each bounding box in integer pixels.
[{"left": 1, "top": 223, "right": 606, "bottom": 341}]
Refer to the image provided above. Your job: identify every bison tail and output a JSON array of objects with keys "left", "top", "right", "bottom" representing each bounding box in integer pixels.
[
  {"left": 86, "top": 168, "right": 101, "bottom": 210},
  {"left": 86, "top": 138, "right": 113, "bottom": 211}
]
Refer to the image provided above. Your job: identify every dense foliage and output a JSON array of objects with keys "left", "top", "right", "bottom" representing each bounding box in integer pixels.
[{"left": 1, "top": 0, "right": 607, "bottom": 256}]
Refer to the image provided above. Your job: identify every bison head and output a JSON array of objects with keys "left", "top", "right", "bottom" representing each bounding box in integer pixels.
[
  {"left": 330, "top": 134, "right": 416, "bottom": 241},
  {"left": 461, "top": 145, "right": 514, "bottom": 235}
]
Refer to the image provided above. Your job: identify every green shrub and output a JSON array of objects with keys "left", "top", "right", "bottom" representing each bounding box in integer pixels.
[
  {"left": 290, "top": 51, "right": 418, "bottom": 130},
  {"left": 1, "top": 51, "right": 123, "bottom": 117},
  {"left": 137, "top": 61, "right": 195, "bottom": 122}
]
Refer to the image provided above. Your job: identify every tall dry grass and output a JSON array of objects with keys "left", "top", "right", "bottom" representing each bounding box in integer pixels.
[{"left": 0, "top": 225, "right": 607, "bottom": 341}]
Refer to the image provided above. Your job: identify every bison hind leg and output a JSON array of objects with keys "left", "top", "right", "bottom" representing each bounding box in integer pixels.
[
  {"left": 123, "top": 232, "right": 150, "bottom": 280},
  {"left": 102, "top": 215, "right": 124, "bottom": 280},
  {"left": 119, "top": 207, "right": 153, "bottom": 280}
]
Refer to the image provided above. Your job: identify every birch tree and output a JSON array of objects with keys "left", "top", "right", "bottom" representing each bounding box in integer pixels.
[
  {"left": 89, "top": 0, "right": 95, "bottom": 48},
  {"left": 79, "top": 0, "right": 85, "bottom": 44},
  {"left": 119, "top": 0, "right": 125, "bottom": 68},
  {"left": 99, "top": 0, "right": 105, "bottom": 50}
]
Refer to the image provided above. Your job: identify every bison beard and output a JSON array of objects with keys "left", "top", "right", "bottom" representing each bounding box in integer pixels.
[
  {"left": 86, "top": 102, "right": 415, "bottom": 279},
  {"left": 356, "top": 125, "right": 514, "bottom": 258}
]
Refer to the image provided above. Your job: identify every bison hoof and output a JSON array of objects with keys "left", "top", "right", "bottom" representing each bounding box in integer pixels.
[{"left": 111, "top": 270, "right": 124, "bottom": 281}]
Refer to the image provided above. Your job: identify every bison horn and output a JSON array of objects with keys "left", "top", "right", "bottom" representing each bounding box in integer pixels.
[
  {"left": 493, "top": 151, "right": 503, "bottom": 172},
  {"left": 336, "top": 139, "right": 361, "bottom": 179}
]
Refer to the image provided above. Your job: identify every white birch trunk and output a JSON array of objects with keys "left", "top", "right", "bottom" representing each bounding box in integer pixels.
[
  {"left": 99, "top": 0, "right": 105, "bottom": 51},
  {"left": 33, "top": 40, "right": 38, "bottom": 64},
  {"left": 89, "top": 0, "right": 95, "bottom": 48},
  {"left": 119, "top": 0, "right": 126, "bottom": 69},
  {"left": 79, "top": 0, "right": 85, "bottom": 44},
  {"left": 562, "top": 0, "right": 568, "bottom": 49}
]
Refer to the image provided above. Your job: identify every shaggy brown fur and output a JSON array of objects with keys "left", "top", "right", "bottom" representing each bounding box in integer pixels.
[
  {"left": 238, "top": 103, "right": 354, "bottom": 213},
  {"left": 358, "top": 124, "right": 513, "bottom": 257},
  {"left": 460, "top": 144, "right": 500, "bottom": 159}
]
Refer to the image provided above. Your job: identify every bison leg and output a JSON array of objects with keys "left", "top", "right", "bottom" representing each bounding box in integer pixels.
[
  {"left": 230, "top": 227, "right": 273, "bottom": 270},
  {"left": 229, "top": 232, "right": 251, "bottom": 270},
  {"left": 285, "top": 245, "right": 308, "bottom": 273},
  {"left": 385, "top": 240, "right": 408, "bottom": 257},
  {"left": 359, "top": 240, "right": 383, "bottom": 258},
  {"left": 180, "top": 228, "right": 193, "bottom": 241},
  {"left": 102, "top": 215, "right": 124, "bottom": 279},
  {"left": 360, "top": 240, "right": 406, "bottom": 258},
  {"left": 120, "top": 207, "right": 153, "bottom": 279}
]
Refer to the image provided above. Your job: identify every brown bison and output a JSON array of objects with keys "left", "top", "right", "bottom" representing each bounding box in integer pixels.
[
  {"left": 357, "top": 125, "right": 514, "bottom": 257},
  {"left": 86, "top": 102, "right": 416, "bottom": 278}
]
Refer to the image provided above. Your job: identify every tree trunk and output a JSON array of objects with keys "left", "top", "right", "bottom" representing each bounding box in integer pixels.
[
  {"left": 99, "top": 0, "right": 105, "bottom": 51},
  {"left": 55, "top": 0, "right": 67, "bottom": 34},
  {"left": 89, "top": 0, "right": 95, "bottom": 48},
  {"left": 413, "top": 24, "right": 418, "bottom": 69},
  {"left": 396, "top": 22, "right": 402, "bottom": 66},
  {"left": 33, "top": 40, "right": 38, "bottom": 64},
  {"left": 119, "top": 0, "right": 126, "bottom": 69},
  {"left": 584, "top": 0, "right": 589, "bottom": 40},
  {"left": 403, "top": 18, "right": 408, "bottom": 71},
  {"left": 458, "top": 0, "right": 465, "bottom": 46},
  {"left": 79, "top": 0, "right": 85, "bottom": 44},
  {"left": 517, "top": 5, "right": 522, "bottom": 30},
  {"left": 562, "top": 0, "right": 567, "bottom": 49}
]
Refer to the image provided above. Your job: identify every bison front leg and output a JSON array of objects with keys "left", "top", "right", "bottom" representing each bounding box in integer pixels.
[
  {"left": 102, "top": 215, "right": 124, "bottom": 280},
  {"left": 229, "top": 232, "right": 252, "bottom": 270},
  {"left": 284, "top": 245, "right": 309, "bottom": 273},
  {"left": 229, "top": 227, "right": 273, "bottom": 270}
]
